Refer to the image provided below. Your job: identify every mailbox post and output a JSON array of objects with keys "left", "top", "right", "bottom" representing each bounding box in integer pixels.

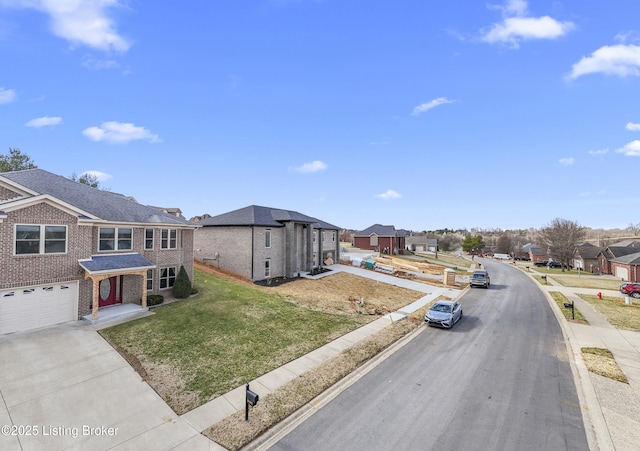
[
  {"left": 246, "top": 383, "right": 259, "bottom": 421},
  {"left": 563, "top": 301, "right": 575, "bottom": 320}
]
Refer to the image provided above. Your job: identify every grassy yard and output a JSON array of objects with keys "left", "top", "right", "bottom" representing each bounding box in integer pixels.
[
  {"left": 548, "top": 292, "right": 588, "bottom": 324},
  {"left": 578, "top": 294, "right": 640, "bottom": 332},
  {"left": 545, "top": 276, "right": 624, "bottom": 291},
  {"left": 100, "top": 267, "right": 375, "bottom": 414}
]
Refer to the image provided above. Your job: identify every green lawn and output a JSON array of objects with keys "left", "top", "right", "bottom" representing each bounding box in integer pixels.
[
  {"left": 548, "top": 291, "right": 588, "bottom": 324},
  {"left": 99, "top": 268, "right": 371, "bottom": 413},
  {"left": 578, "top": 294, "right": 640, "bottom": 331}
]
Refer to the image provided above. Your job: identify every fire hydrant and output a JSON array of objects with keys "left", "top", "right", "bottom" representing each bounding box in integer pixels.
[{"left": 597, "top": 292, "right": 602, "bottom": 300}]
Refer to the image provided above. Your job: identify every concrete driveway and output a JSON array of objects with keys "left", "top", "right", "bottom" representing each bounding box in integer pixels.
[{"left": 0, "top": 322, "right": 218, "bottom": 451}]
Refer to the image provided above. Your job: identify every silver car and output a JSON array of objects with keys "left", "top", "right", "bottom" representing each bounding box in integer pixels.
[{"left": 424, "top": 301, "right": 463, "bottom": 329}]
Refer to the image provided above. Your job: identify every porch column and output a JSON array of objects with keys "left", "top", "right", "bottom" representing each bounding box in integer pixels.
[
  {"left": 140, "top": 271, "right": 148, "bottom": 309},
  {"left": 91, "top": 276, "right": 100, "bottom": 321}
]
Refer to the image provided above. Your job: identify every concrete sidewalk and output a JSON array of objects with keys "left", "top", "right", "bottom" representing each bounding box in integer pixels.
[
  {"left": 536, "top": 275, "right": 640, "bottom": 451},
  {"left": 180, "top": 264, "right": 462, "bottom": 434}
]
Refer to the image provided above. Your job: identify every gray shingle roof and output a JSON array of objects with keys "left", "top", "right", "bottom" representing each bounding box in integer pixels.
[
  {"left": 198, "top": 205, "right": 340, "bottom": 230},
  {"left": 612, "top": 251, "right": 640, "bottom": 265},
  {"left": 1, "top": 169, "right": 192, "bottom": 226},
  {"left": 354, "top": 224, "right": 398, "bottom": 237},
  {"left": 78, "top": 253, "right": 155, "bottom": 274}
]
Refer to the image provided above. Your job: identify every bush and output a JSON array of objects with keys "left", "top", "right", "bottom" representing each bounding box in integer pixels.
[
  {"left": 147, "top": 294, "right": 164, "bottom": 306},
  {"left": 172, "top": 265, "right": 192, "bottom": 299}
]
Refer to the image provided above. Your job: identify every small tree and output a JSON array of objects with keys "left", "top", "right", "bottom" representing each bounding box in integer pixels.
[
  {"left": 70, "top": 171, "right": 100, "bottom": 188},
  {"left": 0, "top": 148, "right": 37, "bottom": 172},
  {"left": 496, "top": 234, "right": 512, "bottom": 254},
  {"left": 172, "top": 265, "right": 192, "bottom": 299},
  {"left": 462, "top": 235, "right": 485, "bottom": 255}
]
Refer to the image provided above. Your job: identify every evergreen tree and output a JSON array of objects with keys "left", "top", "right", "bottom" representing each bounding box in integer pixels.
[{"left": 172, "top": 265, "right": 192, "bottom": 298}]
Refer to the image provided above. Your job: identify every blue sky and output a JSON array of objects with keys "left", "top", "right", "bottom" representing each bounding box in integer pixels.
[{"left": 1, "top": 0, "right": 640, "bottom": 232}]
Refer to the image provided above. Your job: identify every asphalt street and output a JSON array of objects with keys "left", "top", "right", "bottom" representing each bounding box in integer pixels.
[{"left": 269, "top": 260, "right": 589, "bottom": 451}]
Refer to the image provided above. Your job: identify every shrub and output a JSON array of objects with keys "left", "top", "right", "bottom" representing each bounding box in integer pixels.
[
  {"left": 172, "top": 265, "right": 192, "bottom": 299},
  {"left": 147, "top": 294, "right": 164, "bottom": 306}
]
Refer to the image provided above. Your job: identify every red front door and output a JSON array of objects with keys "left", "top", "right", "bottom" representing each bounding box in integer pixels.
[{"left": 99, "top": 276, "right": 122, "bottom": 307}]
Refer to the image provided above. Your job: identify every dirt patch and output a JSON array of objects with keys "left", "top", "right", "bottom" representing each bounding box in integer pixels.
[
  {"left": 195, "top": 261, "right": 428, "bottom": 318},
  {"left": 581, "top": 348, "right": 628, "bottom": 383}
]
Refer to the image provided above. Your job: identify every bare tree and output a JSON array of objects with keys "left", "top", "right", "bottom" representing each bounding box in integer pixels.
[
  {"left": 496, "top": 234, "right": 512, "bottom": 254},
  {"left": 538, "top": 218, "right": 586, "bottom": 271}
]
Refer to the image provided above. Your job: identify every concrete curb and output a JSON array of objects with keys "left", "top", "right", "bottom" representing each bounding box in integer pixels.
[{"left": 523, "top": 270, "right": 614, "bottom": 451}]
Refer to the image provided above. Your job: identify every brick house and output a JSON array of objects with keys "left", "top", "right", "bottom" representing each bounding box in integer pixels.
[
  {"left": 193, "top": 205, "right": 340, "bottom": 282},
  {"left": 573, "top": 243, "right": 604, "bottom": 273},
  {"left": 610, "top": 252, "right": 640, "bottom": 282},
  {"left": 596, "top": 246, "right": 640, "bottom": 276},
  {"left": 353, "top": 224, "right": 406, "bottom": 255},
  {"left": 0, "top": 169, "right": 196, "bottom": 334}
]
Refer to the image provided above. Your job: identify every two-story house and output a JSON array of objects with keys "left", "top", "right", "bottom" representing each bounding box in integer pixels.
[
  {"left": 193, "top": 205, "right": 340, "bottom": 282},
  {"left": 0, "top": 169, "right": 196, "bottom": 334}
]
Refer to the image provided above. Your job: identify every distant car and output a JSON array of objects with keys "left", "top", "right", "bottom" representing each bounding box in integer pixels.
[
  {"left": 534, "top": 260, "right": 549, "bottom": 267},
  {"left": 547, "top": 261, "right": 562, "bottom": 268},
  {"left": 469, "top": 270, "right": 490, "bottom": 288},
  {"left": 620, "top": 282, "right": 640, "bottom": 298},
  {"left": 425, "top": 301, "right": 463, "bottom": 329}
]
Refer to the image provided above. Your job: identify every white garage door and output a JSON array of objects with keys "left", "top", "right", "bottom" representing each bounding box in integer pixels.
[
  {"left": 0, "top": 282, "right": 78, "bottom": 334},
  {"left": 615, "top": 266, "right": 629, "bottom": 281}
]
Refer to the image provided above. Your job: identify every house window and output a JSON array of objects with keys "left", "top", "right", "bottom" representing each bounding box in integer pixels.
[
  {"left": 99, "top": 227, "right": 132, "bottom": 251},
  {"left": 265, "top": 229, "right": 271, "bottom": 248},
  {"left": 313, "top": 231, "right": 317, "bottom": 243},
  {"left": 370, "top": 234, "right": 378, "bottom": 246},
  {"left": 15, "top": 225, "right": 67, "bottom": 255},
  {"left": 146, "top": 269, "right": 154, "bottom": 290},
  {"left": 332, "top": 232, "right": 336, "bottom": 242},
  {"left": 161, "top": 229, "right": 177, "bottom": 249},
  {"left": 159, "top": 267, "right": 176, "bottom": 289},
  {"left": 145, "top": 229, "right": 154, "bottom": 250},
  {"left": 265, "top": 259, "right": 271, "bottom": 278}
]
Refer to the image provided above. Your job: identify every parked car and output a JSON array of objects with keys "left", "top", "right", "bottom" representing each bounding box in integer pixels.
[
  {"left": 534, "top": 260, "right": 549, "bottom": 267},
  {"left": 547, "top": 261, "right": 562, "bottom": 268},
  {"left": 425, "top": 301, "right": 463, "bottom": 329},
  {"left": 620, "top": 282, "right": 640, "bottom": 298},
  {"left": 469, "top": 269, "right": 490, "bottom": 288}
]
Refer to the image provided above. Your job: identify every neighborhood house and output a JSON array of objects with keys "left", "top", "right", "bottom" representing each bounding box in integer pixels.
[
  {"left": 194, "top": 205, "right": 340, "bottom": 282},
  {"left": 0, "top": 169, "right": 196, "bottom": 334}
]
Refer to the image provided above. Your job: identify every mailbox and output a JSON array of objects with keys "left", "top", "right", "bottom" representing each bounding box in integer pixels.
[
  {"left": 245, "top": 383, "right": 259, "bottom": 421},
  {"left": 247, "top": 389, "right": 259, "bottom": 406}
]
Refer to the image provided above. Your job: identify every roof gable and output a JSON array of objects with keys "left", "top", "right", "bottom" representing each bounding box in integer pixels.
[
  {"left": 355, "top": 224, "right": 397, "bottom": 237},
  {"left": 0, "top": 169, "right": 193, "bottom": 226}
]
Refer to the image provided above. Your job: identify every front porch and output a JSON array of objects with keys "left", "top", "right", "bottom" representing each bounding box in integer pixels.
[{"left": 82, "top": 303, "right": 152, "bottom": 327}]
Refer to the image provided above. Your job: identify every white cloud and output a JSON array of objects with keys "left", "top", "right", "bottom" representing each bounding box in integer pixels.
[
  {"left": 569, "top": 45, "right": 640, "bottom": 79},
  {"left": 616, "top": 140, "right": 640, "bottom": 156},
  {"left": 481, "top": 1, "right": 574, "bottom": 48},
  {"left": 412, "top": 97, "right": 455, "bottom": 115},
  {"left": 82, "top": 170, "right": 112, "bottom": 181},
  {"left": 588, "top": 148, "right": 609, "bottom": 156},
  {"left": 25, "top": 116, "right": 62, "bottom": 127},
  {"left": 0, "top": 87, "right": 17, "bottom": 104},
  {"left": 292, "top": 160, "right": 328, "bottom": 173},
  {"left": 82, "top": 121, "right": 161, "bottom": 144},
  {"left": 626, "top": 122, "right": 640, "bottom": 131},
  {"left": 2, "top": 0, "right": 130, "bottom": 52},
  {"left": 559, "top": 157, "right": 575, "bottom": 165},
  {"left": 376, "top": 189, "right": 402, "bottom": 200}
]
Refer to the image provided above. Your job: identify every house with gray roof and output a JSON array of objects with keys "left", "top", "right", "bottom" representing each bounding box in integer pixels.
[
  {"left": 596, "top": 246, "right": 640, "bottom": 276},
  {"left": 353, "top": 224, "right": 406, "bottom": 255},
  {"left": 0, "top": 168, "right": 196, "bottom": 334},
  {"left": 610, "top": 251, "right": 640, "bottom": 282},
  {"left": 193, "top": 205, "right": 340, "bottom": 282}
]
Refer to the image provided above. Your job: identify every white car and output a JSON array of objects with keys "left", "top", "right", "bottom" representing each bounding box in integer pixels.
[{"left": 425, "top": 301, "right": 463, "bottom": 329}]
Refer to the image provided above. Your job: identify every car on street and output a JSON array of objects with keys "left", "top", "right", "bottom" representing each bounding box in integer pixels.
[
  {"left": 620, "top": 282, "right": 640, "bottom": 298},
  {"left": 425, "top": 300, "right": 463, "bottom": 329},
  {"left": 469, "top": 269, "right": 490, "bottom": 288}
]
